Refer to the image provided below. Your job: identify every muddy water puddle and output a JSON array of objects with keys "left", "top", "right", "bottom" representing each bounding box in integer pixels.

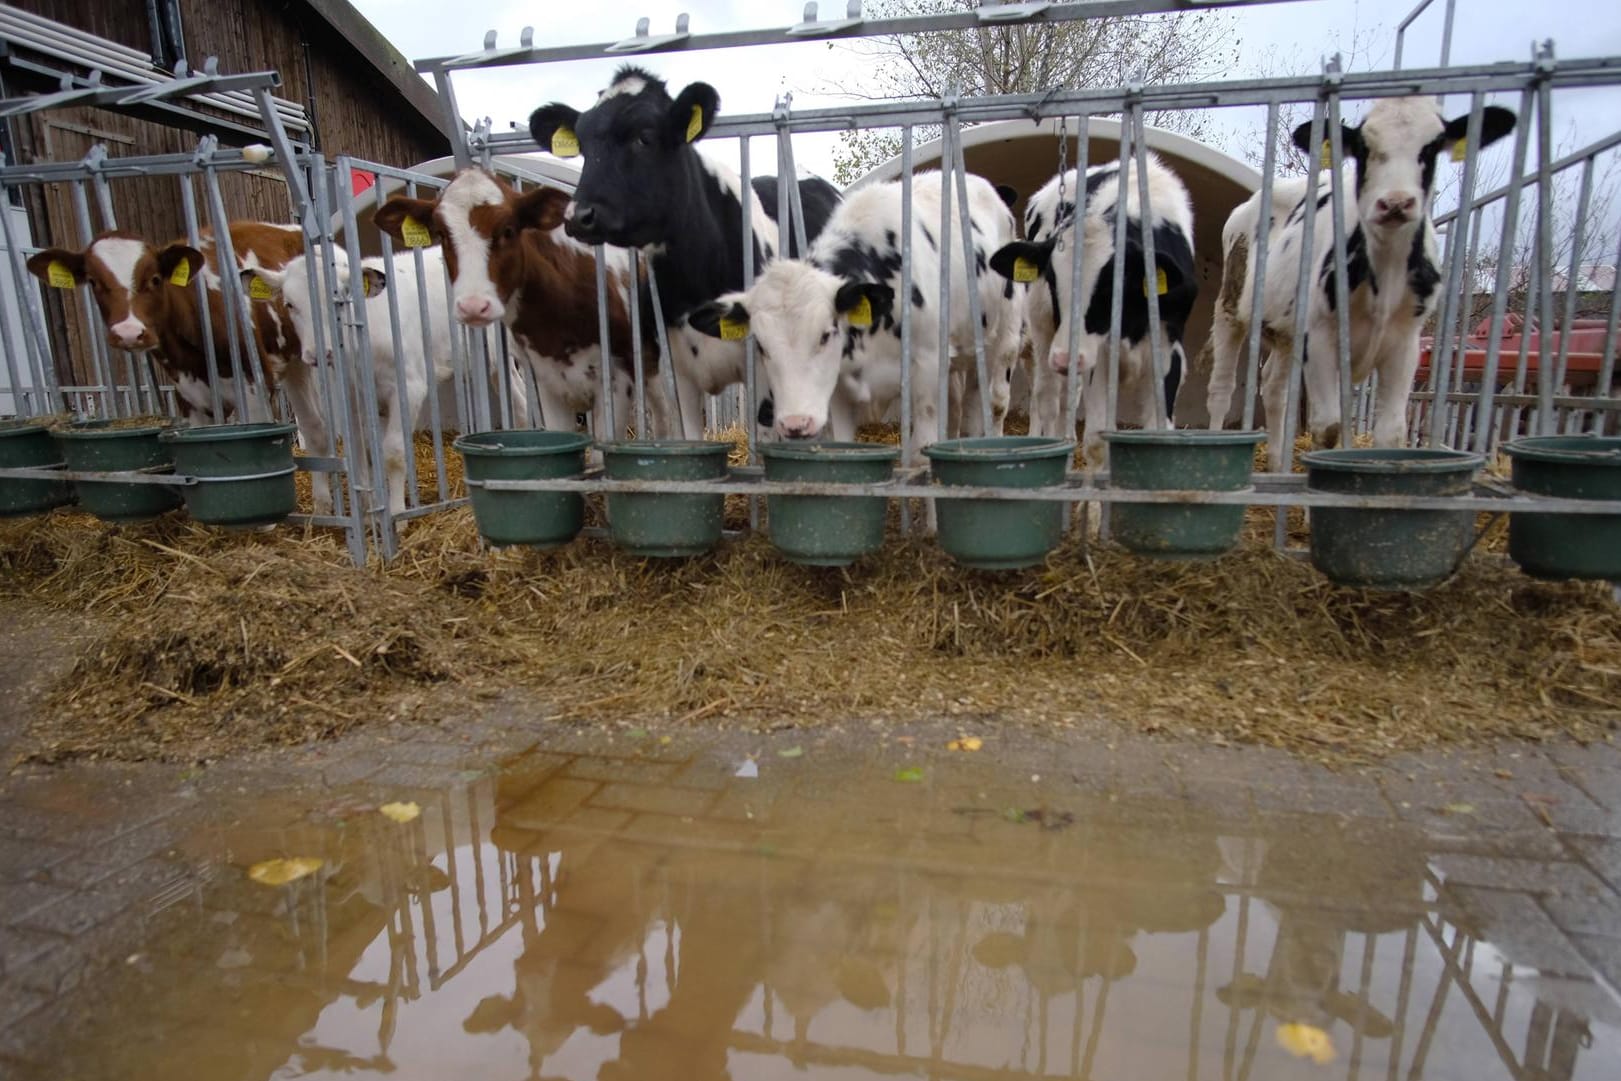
[{"left": 20, "top": 742, "right": 1621, "bottom": 1080}]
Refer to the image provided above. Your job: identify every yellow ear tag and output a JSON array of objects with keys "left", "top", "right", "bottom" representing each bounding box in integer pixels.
[
  {"left": 401, "top": 217, "right": 432, "bottom": 248},
  {"left": 46, "top": 260, "right": 75, "bottom": 289},
  {"left": 686, "top": 104, "right": 704, "bottom": 143},
  {"left": 1320, "top": 141, "right": 1334, "bottom": 169},
  {"left": 1450, "top": 137, "right": 1468, "bottom": 162},
  {"left": 550, "top": 127, "right": 580, "bottom": 158},
  {"left": 248, "top": 275, "right": 274, "bottom": 300},
  {"left": 718, "top": 315, "right": 749, "bottom": 341},
  {"left": 845, "top": 295, "right": 873, "bottom": 328},
  {"left": 169, "top": 261, "right": 191, "bottom": 287},
  {"left": 1143, "top": 267, "right": 1168, "bottom": 297},
  {"left": 1012, "top": 256, "right": 1039, "bottom": 283}
]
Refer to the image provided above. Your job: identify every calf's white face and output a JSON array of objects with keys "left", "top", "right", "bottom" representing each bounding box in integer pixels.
[
  {"left": 1297, "top": 97, "right": 1516, "bottom": 237},
  {"left": 245, "top": 252, "right": 383, "bottom": 367},
  {"left": 688, "top": 262, "right": 892, "bottom": 440}
]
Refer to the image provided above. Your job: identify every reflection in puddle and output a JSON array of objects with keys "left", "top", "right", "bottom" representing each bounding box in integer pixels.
[{"left": 31, "top": 747, "right": 1620, "bottom": 1080}]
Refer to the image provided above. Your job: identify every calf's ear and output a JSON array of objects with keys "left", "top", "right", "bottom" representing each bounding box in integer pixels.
[
  {"left": 374, "top": 196, "right": 440, "bottom": 244},
  {"left": 1444, "top": 105, "right": 1516, "bottom": 151},
  {"left": 835, "top": 280, "right": 894, "bottom": 328},
  {"left": 240, "top": 266, "right": 284, "bottom": 300},
  {"left": 988, "top": 240, "right": 1054, "bottom": 283},
  {"left": 529, "top": 103, "right": 582, "bottom": 157},
  {"left": 994, "top": 184, "right": 1019, "bottom": 209},
  {"left": 512, "top": 186, "right": 571, "bottom": 232},
  {"left": 1292, "top": 121, "right": 1362, "bottom": 164},
  {"left": 25, "top": 248, "right": 87, "bottom": 285},
  {"left": 687, "top": 298, "right": 749, "bottom": 340},
  {"left": 669, "top": 82, "right": 719, "bottom": 145},
  {"left": 154, "top": 244, "right": 204, "bottom": 287}
]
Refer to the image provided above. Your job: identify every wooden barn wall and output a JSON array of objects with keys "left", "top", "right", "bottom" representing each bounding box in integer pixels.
[{"left": 4, "top": 0, "right": 448, "bottom": 386}]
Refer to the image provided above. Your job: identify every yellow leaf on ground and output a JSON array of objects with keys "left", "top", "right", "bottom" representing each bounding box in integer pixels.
[
  {"left": 247, "top": 857, "right": 323, "bottom": 887},
  {"left": 947, "top": 737, "right": 983, "bottom": 752},
  {"left": 1276, "top": 1022, "right": 1336, "bottom": 1065},
  {"left": 380, "top": 801, "right": 421, "bottom": 824}
]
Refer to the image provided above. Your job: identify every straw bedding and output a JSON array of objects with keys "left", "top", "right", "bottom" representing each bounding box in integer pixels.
[{"left": 1, "top": 432, "right": 1615, "bottom": 765}]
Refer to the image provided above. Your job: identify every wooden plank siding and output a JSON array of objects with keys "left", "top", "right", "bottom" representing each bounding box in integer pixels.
[{"left": 3, "top": 0, "right": 450, "bottom": 388}]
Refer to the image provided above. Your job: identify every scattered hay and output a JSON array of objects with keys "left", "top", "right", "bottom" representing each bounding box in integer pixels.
[{"left": 3, "top": 436, "right": 1615, "bottom": 766}]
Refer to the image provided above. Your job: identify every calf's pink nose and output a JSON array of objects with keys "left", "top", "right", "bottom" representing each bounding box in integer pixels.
[
  {"left": 456, "top": 296, "right": 494, "bottom": 322},
  {"left": 1376, "top": 194, "right": 1417, "bottom": 218},
  {"left": 777, "top": 414, "right": 820, "bottom": 439}
]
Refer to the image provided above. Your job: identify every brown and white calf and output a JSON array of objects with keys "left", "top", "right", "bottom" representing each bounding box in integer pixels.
[
  {"left": 25, "top": 223, "right": 343, "bottom": 513},
  {"left": 373, "top": 170, "right": 667, "bottom": 439},
  {"left": 1204, "top": 98, "right": 1515, "bottom": 470}
]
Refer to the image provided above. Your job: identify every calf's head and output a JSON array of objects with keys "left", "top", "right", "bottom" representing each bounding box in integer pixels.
[
  {"left": 1296, "top": 97, "right": 1515, "bottom": 234},
  {"left": 26, "top": 233, "right": 201, "bottom": 353},
  {"left": 244, "top": 253, "right": 384, "bottom": 367},
  {"left": 528, "top": 65, "right": 718, "bottom": 248},
  {"left": 688, "top": 262, "right": 892, "bottom": 440},
  {"left": 375, "top": 172, "right": 570, "bottom": 328}
]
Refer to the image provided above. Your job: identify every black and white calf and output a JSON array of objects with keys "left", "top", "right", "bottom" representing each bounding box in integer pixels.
[
  {"left": 527, "top": 65, "right": 841, "bottom": 438},
  {"left": 1203, "top": 97, "right": 1516, "bottom": 471},
  {"left": 685, "top": 172, "right": 1022, "bottom": 458},
  {"left": 989, "top": 155, "right": 1196, "bottom": 465}
]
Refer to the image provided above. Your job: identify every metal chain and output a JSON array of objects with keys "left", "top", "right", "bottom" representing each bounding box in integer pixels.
[{"left": 1055, "top": 113, "right": 1068, "bottom": 240}]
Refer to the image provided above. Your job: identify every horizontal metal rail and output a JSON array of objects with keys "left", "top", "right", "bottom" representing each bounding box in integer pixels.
[
  {"left": 462, "top": 469, "right": 1621, "bottom": 514},
  {"left": 416, "top": 0, "right": 1292, "bottom": 74}
]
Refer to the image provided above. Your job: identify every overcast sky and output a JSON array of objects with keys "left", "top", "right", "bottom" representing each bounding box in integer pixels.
[{"left": 351, "top": 0, "right": 1621, "bottom": 182}]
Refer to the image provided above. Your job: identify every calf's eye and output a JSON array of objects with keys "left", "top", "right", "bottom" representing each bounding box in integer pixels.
[{"left": 818, "top": 330, "right": 832, "bottom": 347}]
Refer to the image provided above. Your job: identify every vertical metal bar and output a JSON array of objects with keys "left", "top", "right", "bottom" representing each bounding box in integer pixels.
[
  {"left": 1445, "top": 209, "right": 1487, "bottom": 447},
  {"left": 66, "top": 180, "right": 120, "bottom": 417},
  {"left": 433, "top": 69, "right": 474, "bottom": 171},
  {"left": 441, "top": 258, "right": 473, "bottom": 436},
  {"left": 202, "top": 163, "right": 271, "bottom": 417},
  {"left": 0, "top": 252, "right": 27, "bottom": 418},
  {"left": 1243, "top": 100, "right": 1281, "bottom": 431},
  {"left": 642, "top": 259, "right": 682, "bottom": 435},
  {"left": 899, "top": 125, "right": 914, "bottom": 534},
  {"left": 593, "top": 246, "right": 615, "bottom": 438},
  {"left": 1427, "top": 93, "right": 1486, "bottom": 448},
  {"left": 1440, "top": 0, "right": 1457, "bottom": 67},
  {"left": 1131, "top": 101, "right": 1169, "bottom": 430},
  {"left": 250, "top": 86, "right": 312, "bottom": 216},
  {"left": 177, "top": 171, "right": 225, "bottom": 423},
  {"left": 1274, "top": 99, "right": 1327, "bottom": 550},
  {"left": 950, "top": 112, "right": 993, "bottom": 434},
  {"left": 627, "top": 251, "right": 648, "bottom": 436},
  {"left": 1106, "top": 114, "right": 1134, "bottom": 441},
  {"left": 1064, "top": 115, "right": 1092, "bottom": 440},
  {"left": 775, "top": 108, "right": 811, "bottom": 258},
  {"left": 377, "top": 233, "right": 421, "bottom": 508},
  {"left": 336, "top": 156, "right": 395, "bottom": 557},
  {"left": 1534, "top": 49, "right": 1557, "bottom": 435},
  {"left": 1326, "top": 85, "right": 1356, "bottom": 449},
  {"left": 1471, "top": 85, "right": 1537, "bottom": 454},
  {"left": 1553, "top": 157, "right": 1595, "bottom": 392},
  {"left": 405, "top": 178, "right": 448, "bottom": 503},
  {"left": 1595, "top": 225, "right": 1621, "bottom": 434},
  {"left": 1508, "top": 258, "right": 1538, "bottom": 438},
  {"left": 936, "top": 111, "right": 955, "bottom": 444},
  {"left": 741, "top": 134, "right": 759, "bottom": 531},
  {"left": 0, "top": 171, "right": 63, "bottom": 415}
]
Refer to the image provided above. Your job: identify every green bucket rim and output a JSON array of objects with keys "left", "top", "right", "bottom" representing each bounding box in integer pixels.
[
  {"left": 923, "top": 436, "right": 1076, "bottom": 462},
  {"left": 600, "top": 439, "right": 734, "bottom": 457},
  {"left": 1302, "top": 448, "right": 1483, "bottom": 475},
  {"left": 1503, "top": 435, "right": 1621, "bottom": 466},
  {"left": 0, "top": 420, "right": 51, "bottom": 438},
  {"left": 453, "top": 430, "right": 594, "bottom": 457},
  {"left": 160, "top": 421, "right": 296, "bottom": 444},
  {"left": 761, "top": 441, "right": 901, "bottom": 463},
  {"left": 56, "top": 420, "right": 171, "bottom": 440},
  {"left": 1103, "top": 429, "right": 1266, "bottom": 447}
]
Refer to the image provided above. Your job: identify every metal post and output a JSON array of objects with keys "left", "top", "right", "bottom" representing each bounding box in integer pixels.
[
  {"left": 1427, "top": 93, "right": 1487, "bottom": 448},
  {"left": 741, "top": 134, "right": 759, "bottom": 507},
  {"left": 627, "top": 251, "right": 648, "bottom": 436},
  {"left": 1534, "top": 42, "right": 1558, "bottom": 435},
  {"left": 1470, "top": 85, "right": 1537, "bottom": 454},
  {"left": 593, "top": 246, "right": 615, "bottom": 439},
  {"left": 66, "top": 180, "right": 120, "bottom": 416},
  {"left": 1242, "top": 100, "right": 1280, "bottom": 431},
  {"left": 1325, "top": 74, "right": 1355, "bottom": 448},
  {"left": 950, "top": 111, "right": 994, "bottom": 434},
  {"left": 936, "top": 102, "right": 956, "bottom": 445},
  {"left": 1595, "top": 225, "right": 1621, "bottom": 434},
  {"left": 643, "top": 259, "right": 683, "bottom": 434},
  {"left": 405, "top": 178, "right": 449, "bottom": 502},
  {"left": 1106, "top": 115, "right": 1134, "bottom": 442},
  {"left": 1274, "top": 99, "right": 1327, "bottom": 549},
  {"left": 0, "top": 169, "right": 64, "bottom": 415},
  {"left": 177, "top": 169, "right": 226, "bottom": 422},
  {"left": 1064, "top": 115, "right": 1092, "bottom": 440},
  {"left": 376, "top": 233, "right": 421, "bottom": 508},
  {"left": 899, "top": 125, "right": 914, "bottom": 534},
  {"left": 1131, "top": 99, "right": 1169, "bottom": 430},
  {"left": 200, "top": 161, "right": 271, "bottom": 417},
  {"left": 335, "top": 156, "right": 395, "bottom": 557},
  {"left": 1553, "top": 156, "right": 1595, "bottom": 393}
]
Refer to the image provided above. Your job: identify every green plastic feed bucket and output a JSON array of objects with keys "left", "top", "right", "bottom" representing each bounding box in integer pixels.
[
  {"left": 160, "top": 422, "right": 297, "bottom": 528},
  {"left": 0, "top": 420, "right": 72, "bottom": 517},
  {"left": 1504, "top": 436, "right": 1621, "bottom": 581},
  {"left": 762, "top": 442, "right": 900, "bottom": 566},
  {"left": 924, "top": 436, "right": 1074, "bottom": 570},
  {"left": 1105, "top": 430, "right": 1263, "bottom": 558},
  {"left": 455, "top": 430, "right": 592, "bottom": 548},
  {"left": 1303, "top": 448, "right": 1482, "bottom": 590},
  {"left": 54, "top": 421, "right": 181, "bottom": 522},
  {"left": 601, "top": 440, "right": 731, "bottom": 557}
]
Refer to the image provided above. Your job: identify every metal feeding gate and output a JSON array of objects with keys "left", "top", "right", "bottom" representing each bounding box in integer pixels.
[{"left": 4, "top": 0, "right": 1620, "bottom": 576}]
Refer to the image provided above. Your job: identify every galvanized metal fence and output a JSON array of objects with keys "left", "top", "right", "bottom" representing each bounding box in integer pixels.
[{"left": 5, "top": 2, "right": 1621, "bottom": 564}]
